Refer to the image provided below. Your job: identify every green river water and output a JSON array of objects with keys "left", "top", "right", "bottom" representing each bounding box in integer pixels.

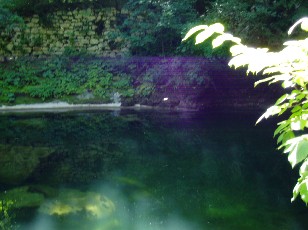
[{"left": 0, "top": 109, "right": 307, "bottom": 230}]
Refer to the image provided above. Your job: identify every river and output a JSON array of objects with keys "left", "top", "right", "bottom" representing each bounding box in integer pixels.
[{"left": 0, "top": 109, "right": 307, "bottom": 230}]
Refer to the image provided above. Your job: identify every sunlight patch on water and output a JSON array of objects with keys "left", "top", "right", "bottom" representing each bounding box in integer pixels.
[{"left": 22, "top": 215, "right": 55, "bottom": 230}]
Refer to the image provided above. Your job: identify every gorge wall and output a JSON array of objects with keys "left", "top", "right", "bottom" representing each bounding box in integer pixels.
[{"left": 0, "top": 1, "right": 282, "bottom": 111}]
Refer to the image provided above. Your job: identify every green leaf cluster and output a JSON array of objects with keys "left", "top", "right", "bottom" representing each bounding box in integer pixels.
[
  {"left": 183, "top": 17, "right": 308, "bottom": 205},
  {"left": 117, "top": 0, "right": 307, "bottom": 56},
  {"left": 0, "top": 5, "right": 24, "bottom": 53},
  {"left": 0, "top": 199, "right": 16, "bottom": 230},
  {"left": 116, "top": 0, "right": 198, "bottom": 55},
  {"left": 2, "top": 0, "right": 306, "bottom": 56},
  {"left": 0, "top": 55, "right": 135, "bottom": 104},
  {"left": 201, "top": 0, "right": 307, "bottom": 49}
]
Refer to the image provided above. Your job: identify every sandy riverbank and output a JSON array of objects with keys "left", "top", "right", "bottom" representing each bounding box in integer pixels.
[
  {"left": 0, "top": 102, "right": 156, "bottom": 113},
  {"left": 0, "top": 102, "right": 121, "bottom": 112}
]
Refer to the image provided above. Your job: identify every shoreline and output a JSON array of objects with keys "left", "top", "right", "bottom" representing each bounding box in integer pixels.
[
  {"left": 0, "top": 101, "right": 264, "bottom": 114},
  {"left": 0, "top": 101, "right": 121, "bottom": 109},
  {"left": 0, "top": 102, "right": 154, "bottom": 113}
]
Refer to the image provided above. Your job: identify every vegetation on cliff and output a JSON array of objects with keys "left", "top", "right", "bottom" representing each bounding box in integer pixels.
[
  {"left": 118, "top": 0, "right": 307, "bottom": 55},
  {"left": 1, "top": 0, "right": 306, "bottom": 104},
  {"left": 1, "top": 0, "right": 307, "bottom": 56}
]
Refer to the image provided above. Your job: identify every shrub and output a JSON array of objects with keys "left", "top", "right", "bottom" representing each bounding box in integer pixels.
[{"left": 183, "top": 17, "right": 308, "bottom": 204}]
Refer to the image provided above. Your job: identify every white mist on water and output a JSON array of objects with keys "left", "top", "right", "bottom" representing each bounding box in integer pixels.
[
  {"left": 93, "top": 183, "right": 202, "bottom": 230},
  {"left": 19, "top": 182, "right": 202, "bottom": 230},
  {"left": 132, "top": 216, "right": 201, "bottom": 230},
  {"left": 21, "top": 215, "right": 55, "bottom": 230}
]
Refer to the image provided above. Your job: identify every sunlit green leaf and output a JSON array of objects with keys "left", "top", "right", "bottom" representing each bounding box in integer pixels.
[
  {"left": 212, "top": 34, "right": 229, "bottom": 48},
  {"left": 256, "top": 105, "right": 281, "bottom": 124},
  {"left": 212, "top": 33, "right": 241, "bottom": 48},
  {"left": 278, "top": 131, "right": 295, "bottom": 150},
  {"left": 268, "top": 75, "right": 293, "bottom": 86},
  {"left": 301, "top": 120, "right": 307, "bottom": 130},
  {"left": 274, "top": 120, "right": 289, "bottom": 137},
  {"left": 229, "top": 45, "right": 247, "bottom": 56},
  {"left": 291, "top": 180, "right": 308, "bottom": 204},
  {"left": 298, "top": 179, "right": 308, "bottom": 204},
  {"left": 284, "top": 138, "right": 298, "bottom": 153},
  {"left": 282, "top": 80, "right": 295, "bottom": 88},
  {"left": 292, "top": 182, "right": 300, "bottom": 202},
  {"left": 288, "top": 17, "right": 308, "bottom": 35},
  {"left": 288, "top": 138, "right": 308, "bottom": 168},
  {"left": 254, "top": 76, "right": 276, "bottom": 87},
  {"left": 300, "top": 160, "right": 308, "bottom": 177},
  {"left": 209, "top": 23, "right": 225, "bottom": 33},
  {"left": 182, "top": 25, "right": 208, "bottom": 41},
  {"left": 291, "top": 120, "right": 301, "bottom": 131},
  {"left": 292, "top": 89, "right": 301, "bottom": 94},
  {"left": 291, "top": 105, "right": 301, "bottom": 113},
  {"left": 294, "top": 76, "right": 306, "bottom": 87},
  {"left": 277, "top": 133, "right": 285, "bottom": 145},
  {"left": 229, "top": 54, "right": 250, "bottom": 69},
  {"left": 278, "top": 105, "right": 290, "bottom": 116},
  {"left": 296, "top": 93, "right": 306, "bottom": 102},
  {"left": 195, "top": 30, "right": 215, "bottom": 44},
  {"left": 276, "top": 94, "right": 289, "bottom": 105},
  {"left": 263, "top": 67, "right": 282, "bottom": 75}
]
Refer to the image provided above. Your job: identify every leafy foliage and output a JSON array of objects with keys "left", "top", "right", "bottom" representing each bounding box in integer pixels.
[
  {"left": 178, "top": 25, "right": 230, "bottom": 56},
  {"left": 0, "top": 55, "right": 135, "bottom": 103},
  {"left": 0, "top": 55, "right": 215, "bottom": 105},
  {"left": 117, "top": 0, "right": 307, "bottom": 56},
  {"left": 201, "top": 0, "right": 307, "bottom": 48},
  {"left": 0, "top": 4, "right": 24, "bottom": 53},
  {"left": 116, "top": 0, "right": 198, "bottom": 55},
  {"left": 2, "top": 0, "right": 124, "bottom": 16},
  {"left": 183, "top": 17, "right": 308, "bottom": 204},
  {"left": 1, "top": 0, "right": 126, "bottom": 29},
  {"left": 0, "top": 199, "right": 16, "bottom": 230},
  {"left": 1, "top": 0, "right": 306, "bottom": 56}
]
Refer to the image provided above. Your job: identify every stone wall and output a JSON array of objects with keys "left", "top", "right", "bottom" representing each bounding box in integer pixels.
[{"left": 0, "top": 7, "right": 129, "bottom": 60}]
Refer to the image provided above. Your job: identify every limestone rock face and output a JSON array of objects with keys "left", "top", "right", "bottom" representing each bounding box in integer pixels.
[{"left": 0, "top": 145, "right": 54, "bottom": 184}]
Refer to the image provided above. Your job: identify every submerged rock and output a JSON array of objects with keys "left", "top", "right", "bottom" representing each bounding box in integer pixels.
[
  {"left": 0, "top": 186, "right": 45, "bottom": 208},
  {"left": 0, "top": 185, "right": 115, "bottom": 219},
  {"left": 39, "top": 188, "right": 115, "bottom": 218}
]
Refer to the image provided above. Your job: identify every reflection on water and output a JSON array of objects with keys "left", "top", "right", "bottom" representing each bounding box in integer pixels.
[{"left": 0, "top": 110, "right": 307, "bottom": 230}]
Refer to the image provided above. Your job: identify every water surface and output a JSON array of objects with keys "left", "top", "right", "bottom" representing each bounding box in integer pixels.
[{"left": 0, "top": 109, "right": 307, "bottom": 230}]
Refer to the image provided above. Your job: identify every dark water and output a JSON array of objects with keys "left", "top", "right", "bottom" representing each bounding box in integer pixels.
[{"left": 0, "top": 109, "right": 307, "bottom": 230}]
